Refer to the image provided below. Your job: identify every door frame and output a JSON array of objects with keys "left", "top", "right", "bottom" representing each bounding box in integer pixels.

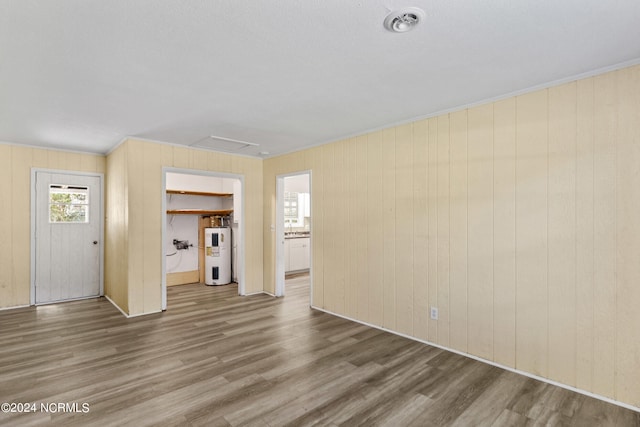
[
  {"left": 161, "top": 167, "right": 246, "bottom": 311},
  {"left": 275, "top": 171, "right": 312, "bottom": 302},
  {"left": 30, "top": 168, "right": 105, "bottom": 306}
]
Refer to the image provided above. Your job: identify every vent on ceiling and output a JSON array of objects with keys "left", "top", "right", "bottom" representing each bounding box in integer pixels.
[{"left": 191, "top": 135, "right": 259, "bottom": 152}]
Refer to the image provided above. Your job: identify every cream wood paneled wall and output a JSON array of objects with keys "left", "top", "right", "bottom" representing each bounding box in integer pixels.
[
  {"left": 106, "top": 138, "right": 264, "bottom": 316},
  {"left": 104, "top": 143, "right": 128, "bottom": 311},
  {"left": 263, "top": 64, "right": 640, "bottom": 408},
  {"left": 0, "top": 144, "right": 105, "bottom": 309}
]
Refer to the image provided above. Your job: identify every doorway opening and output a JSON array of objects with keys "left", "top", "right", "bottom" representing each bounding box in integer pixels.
[
  {"left": 275, "top": 172, "right": 312, "bottom": 303},
  {"left": 161, "top": 168, "right": 245, "bottom": 311}
]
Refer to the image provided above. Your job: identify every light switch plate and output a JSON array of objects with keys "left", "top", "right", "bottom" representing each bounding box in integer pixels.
[{"left": 430, "top": 307, "right": 438, "bottom": 320}]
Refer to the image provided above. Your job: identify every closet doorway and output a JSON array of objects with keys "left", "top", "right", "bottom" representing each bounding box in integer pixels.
[{"left": 161, "top": 168, "right": 245, "bottom": 310}]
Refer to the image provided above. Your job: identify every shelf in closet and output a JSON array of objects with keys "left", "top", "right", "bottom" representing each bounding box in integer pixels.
[
  {"left": 166, "top": 189, "right": 233, "bottom": 215},
  {"left": 166, "top": 209, "right": 234, "bottom": 216},
  {"left": 166, "top": 189, "right": 232, "bottom": 197}
]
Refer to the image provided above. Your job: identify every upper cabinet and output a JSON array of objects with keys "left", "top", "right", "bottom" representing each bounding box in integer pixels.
[{"left": 284, "top": 192, "right": 310, "bottom": 229}]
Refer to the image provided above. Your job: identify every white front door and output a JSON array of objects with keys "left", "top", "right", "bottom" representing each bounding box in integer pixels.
[{"left": 34, "top": 171, "right": 102, "bottom": 304}]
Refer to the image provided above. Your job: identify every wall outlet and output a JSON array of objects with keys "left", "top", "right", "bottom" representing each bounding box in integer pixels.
[{"left": 430, "top": 307, "right": 438, "bottom": 320}]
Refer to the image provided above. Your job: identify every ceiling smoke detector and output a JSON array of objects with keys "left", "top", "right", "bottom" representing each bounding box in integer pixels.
[{"left": 383, "top": 7, "right": 425, "bottom": 33}]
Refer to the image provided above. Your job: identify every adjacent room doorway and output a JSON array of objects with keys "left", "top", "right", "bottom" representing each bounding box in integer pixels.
[{"left": 275, "top": 172, "right": 312, "bottom": 302}]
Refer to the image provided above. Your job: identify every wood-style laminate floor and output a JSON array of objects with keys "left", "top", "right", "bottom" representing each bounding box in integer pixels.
[{"left": 1, "top": 275, "right": 638, "bottom": 427}]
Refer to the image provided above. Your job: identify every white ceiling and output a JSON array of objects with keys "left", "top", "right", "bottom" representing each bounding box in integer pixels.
[{"left": 1, "top": 1, "right": 640, "bottom": 158}]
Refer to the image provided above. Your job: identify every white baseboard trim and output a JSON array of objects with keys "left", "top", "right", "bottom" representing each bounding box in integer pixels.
[
  {"left": 244, "top": 290, "right": 276, "bottom": 297},
  {"left": 0, "top": 304, "right": 30, "bottom": 311},
  {"left": 128, "top": 309, "right": 162, "bottom": 318},
  {"left": 310, "top": 305, "right": 640, "bottom": 414},
  {"left": 105, "top": 295, "right": 163, "bottom": 318},
  {"left": 105, "top": 295, "right": 129, "bottom": 318}
]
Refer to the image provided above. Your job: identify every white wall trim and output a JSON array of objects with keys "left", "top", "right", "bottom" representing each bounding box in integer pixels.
[
  {"left": 275, "top": 175, "right": 285, "bottom": 297},
  {"left": 0, "top": 304, "right": 30, "bottom": 311},
  {"left": 5, "top": 59, "right": 640, "bottom": 161},
  {"left": 104, "top": 136, "right": 130, "bottom": 156},
  {"left": 257, "top": 290, "right": 276, "bottom": 297},
  {"left": 127, "top": 309, "right": 163, "bottom": 318},
  {"left": 104, "top": 295, "right": 162, "bottom": 318},
  {"left": 1, "top": 139, "right": 107, "bottom": 156},
  {"left": 105, "top": 295, "right": 129, "bottom": 317},
  {"left": 310, "top": 305, "right": 640, "bottom": 414},
  {"left": 264, "top": 58, "right": 640, "bottom": 160}
]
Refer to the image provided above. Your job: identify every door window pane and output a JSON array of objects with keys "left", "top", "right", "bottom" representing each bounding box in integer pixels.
[{"left": 49, "top": 185, "right": 89, "bottom": 223}]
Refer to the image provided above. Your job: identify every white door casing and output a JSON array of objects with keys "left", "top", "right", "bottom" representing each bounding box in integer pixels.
[
  {"left": 32, "top": 171, "right": 103, "bottom": 304},
  {"left": 275, "top": 171, "right": 312, "bottom": 300},
  {"left": 275, "top": 176, "right": 285, "bottom": 297}
]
